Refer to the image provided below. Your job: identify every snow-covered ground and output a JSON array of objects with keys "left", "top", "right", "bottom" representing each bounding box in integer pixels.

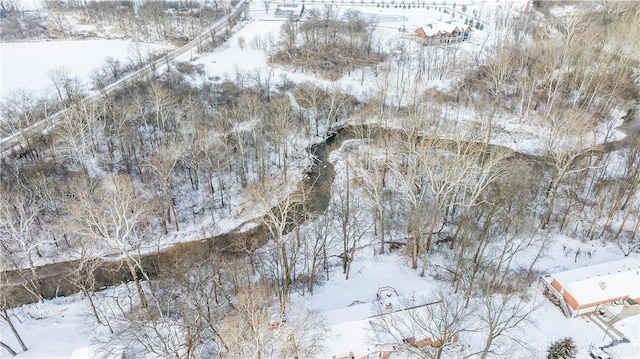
[
  {"left": 1, "top": 1, "right": 639, "bottom": 359},
  {"left": 2, "top": 247, "right": 638, "bottom": 358},
  {"left": 0, "top": 40, "right": 167, "bottom": 100}
]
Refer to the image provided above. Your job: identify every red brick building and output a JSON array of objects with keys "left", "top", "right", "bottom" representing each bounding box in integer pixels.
[{"left": 542, "top": 258, "right": 640, "bottom": 317}]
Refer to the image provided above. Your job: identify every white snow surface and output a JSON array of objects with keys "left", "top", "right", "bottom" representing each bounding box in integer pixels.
[
  {"left": 3, "top": 249, "right": 638, "bottom": 359},
  {"left": 0, "top": 40, "right": 167, "bottom": 99},
  {"left": 2, "top": 2, "right": 639, "bottom": 359}
]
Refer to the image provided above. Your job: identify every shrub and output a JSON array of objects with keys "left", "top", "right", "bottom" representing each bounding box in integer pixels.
[{"left": 547, "top": 338, "right": 577, "bottom": 359}]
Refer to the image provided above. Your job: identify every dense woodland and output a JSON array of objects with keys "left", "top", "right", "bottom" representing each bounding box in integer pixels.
[{"left": 1, "top": 1, "right": 639, "bottom": 358}]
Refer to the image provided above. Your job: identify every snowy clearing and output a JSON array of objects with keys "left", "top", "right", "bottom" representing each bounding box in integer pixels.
[{"left": 0, "top": 40, "right": 168, "bottom": 99}]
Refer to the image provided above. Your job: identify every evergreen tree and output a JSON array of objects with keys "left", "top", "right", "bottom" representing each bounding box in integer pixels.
[{"left": 547, "top": 338, "right": 577, "bottom": 359}]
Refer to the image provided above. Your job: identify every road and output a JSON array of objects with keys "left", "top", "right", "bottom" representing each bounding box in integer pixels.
[{"left": 0, "top": 0, "right": 250, "bottom": 158}]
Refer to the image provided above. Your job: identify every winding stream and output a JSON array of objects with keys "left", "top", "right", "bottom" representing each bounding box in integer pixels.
[{"left": 1, "top": 122, "right": 637, "bottom": 307}]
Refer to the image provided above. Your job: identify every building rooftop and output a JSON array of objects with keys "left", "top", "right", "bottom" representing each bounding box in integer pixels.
[
  {"left": 549, "top": 258, "right": 640, "bottom": 306},
  {"left": 418, "top": 21, "right": 469, "bottom": 37}
]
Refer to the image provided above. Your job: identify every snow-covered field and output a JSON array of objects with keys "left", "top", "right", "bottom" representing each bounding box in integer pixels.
[
  {"left": 1, "top": 1, "right": 639, "bottom": 359},
  {"left": 0, "top": 40, "right": 167, "bottom": 99}
]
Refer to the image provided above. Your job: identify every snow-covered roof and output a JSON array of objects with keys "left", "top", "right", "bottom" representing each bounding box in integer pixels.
[
  {"left": 274, "top": 3, "right": 304, "bottom": 17},
  {"left": 418, "top": 21, "right": 470, "bottom": 37},
  {"left": 276, "top": 3, "right": 304, "bottom": 11},
  {"left": 551, "top": 258, "right": 640, "bottom": 306}
]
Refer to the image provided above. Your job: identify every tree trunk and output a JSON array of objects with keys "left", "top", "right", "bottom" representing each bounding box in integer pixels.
[
  {"left": 541, "top": 182, "right": 559, "bottom": 230},
  {"left": 345, "top": 233, "right": 358, "bottom": 280},
  {"left": 420, "top": 198, "right": 442, "bottom": 277},
  {"left": 379, "top": 208, "right": 385, "bottom": 255},
  {"left": 0, "top": 342, "right": 17, "bottom": 357},
  {"left": 407, "top": 205, "right": 419, "bottom": 270},
  {"left": 124, "top": 256, "right": 148, "bottom": 308},
  {"left": 480, "top": 333, "right": 495, "bottom": 359},
  {"left": 82, "top": 287, "right": 104, "bottom": 328},
  {"left": 1, "top": 308, "right": 28, "bottom": 352},
  {"left": 24, "top": 249, "right": 43, "bottom": 299}
]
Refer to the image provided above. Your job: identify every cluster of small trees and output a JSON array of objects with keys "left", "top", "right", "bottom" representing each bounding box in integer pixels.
[
  {"left": 1, "top": 51, "right": 165, "bottom": 139},
  {"left": 0, "top": 90, "right": 60, "bottom": 138},
  {"left": 315, "top": 118, "right": 546, "bottom": 357},
  {"left": 82, "top": 249, "right": 327, "bottom": 359},
  {"left": 0, "top": 1, "right": 45, "bottom": 41},
  {"left": 273, "top": 7, "right": 385, "bottom": 80}
]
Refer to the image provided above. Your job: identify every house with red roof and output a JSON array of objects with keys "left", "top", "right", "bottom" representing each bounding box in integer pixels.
[
  {"left": 542, "top": 258, "right": 640, "bottom": 317},
  {"left": 415, "top": 21, "right": 472, "bottom": 45}
]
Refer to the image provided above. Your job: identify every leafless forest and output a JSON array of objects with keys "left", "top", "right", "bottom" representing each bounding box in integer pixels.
[
  {"left": 1, "top": 1, "right": 639, "bottom": 358},
  {"left": 1, "top": 0, "right": 228, "bottom": 41}
]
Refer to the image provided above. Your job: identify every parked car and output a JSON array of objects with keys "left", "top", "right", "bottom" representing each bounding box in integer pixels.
[{"left": 589, "top": 348, "right": 612, "bottom": 359}]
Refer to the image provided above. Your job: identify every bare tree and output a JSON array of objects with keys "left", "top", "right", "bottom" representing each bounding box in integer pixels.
[
  {"left": 103, "top": 251, "right": 234, "bottom": 358},
  {"left": 53, "top": 99, "right": 103, "bottom": 176},
  {"left": 43, "top": 0, "right": 70, "bottom": 37},
  {"left": 330, "top": 153, "right": 373, "bottom": 279},
  {"left": 294, "top": 82, "right": 327, "bottom": 137},
  {"left": 145, "top": 148, "right": 180, "bottom": 234},
  {"left": 370, "top": 292, "right": 470, "bottom": 359},
  {"left": 218, "top": 93, "right": 259, "bottom": 188},
  {"left": 251, "top": 178, "right": 310, "bottom": 314},
  {"left": 323, "top": 85, "right": 354, "bottom": 135},
  {"left": 481, "top": 41, "right": 517, "bottom": 101},
  {"left": 263, "top": 0, "right": 272, "bottom": 14},
  {"left": 47, "top": 66, "right": 83, "bottom": 102},
  {"left": 384, "top": 116, "right": 516, "bottom": 278},
  {"left": 66, "top": 175, "right": 151, "bottom": 308},
  {"left": 355, "top": 153, "right": 390, "bottom": 255},
  {"left": 299, "top": 213, "right": 331, "bottom": 294},
  {"left": 0, "top": 304, "right": 28, "bottom": 354},
  {"left": 275, "top": 302, "right": 328, "bottom": 359},
  {"left": 541, "top": 109, "right": 600, "bottom": 229},
  {"left": 474, "top": 290, "right": 541, "bottom": 359},
  {"left": 0, "top": 183, "right": 52, "bottom": 301},
  {"left": 65, "top": 253, "right": 110, "bottom": 331},
  {"left": 148, "top": 80, "right": 178, "bottom": 133},
  {"left": 219, "top": 282, "right": 277, "bottom": 359},
  {"left": 220, "top": 282, "right": 327, "bottom": 359},
  {"left": 294, "top": 83, "right": 354, "bottom": 137},
  {"left": 268, "top": 94, "right": 296, "bottom": 181}
]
